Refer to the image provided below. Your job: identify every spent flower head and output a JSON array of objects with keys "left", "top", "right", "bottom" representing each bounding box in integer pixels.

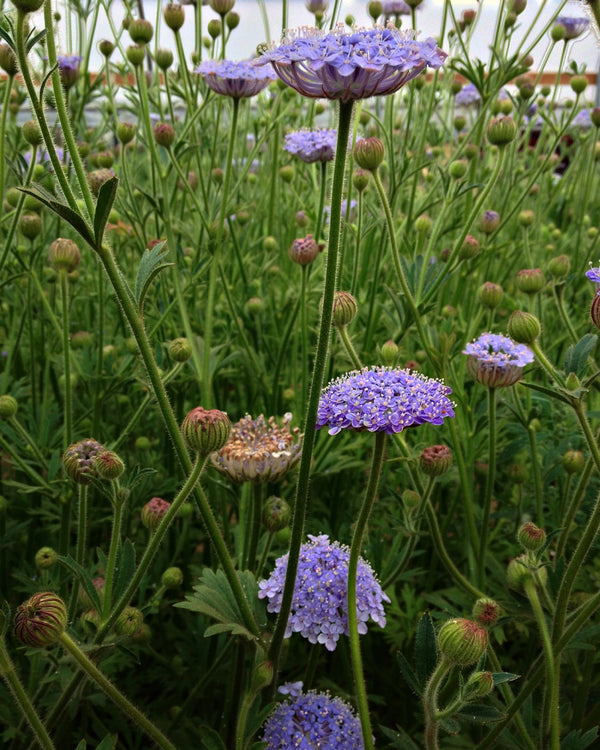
[
  {"left": 262, "top": 688, "right": 365, "bottom": 748},
  {"left": 316, "top": 366, "right": 454, "bottom": 435},
  {"left": 284, "top": 128, "right": 337, "bottom": 163},
  {"left": 195, "top": 59, "right": 276, "bottom": 98},
  {"left": 463, "top": 333, "right": 534, "bottom": 388},
  {"left": 255, "top": 23, "right": 446, "bottom": 102},
  {"left": 258, "top": 533, "right": 390, "bottom": 651}
]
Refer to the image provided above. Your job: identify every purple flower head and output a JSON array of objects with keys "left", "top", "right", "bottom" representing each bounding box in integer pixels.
[
  {"left": 254, "top": 23, "right": 446, "bottom": 102},
  {"left": 463, "top": 332, "right": 534, "bottom": 388},
  {"left": 572, "top": 108, "right": 592, "bottom": 129},
  {"left": 195, "top": 59, "right": 276, "bottom": 98},
  {"left": 284, "top": 128, "right": 337, "bottom": 163},
  {"left": 382, "top": 0, "right": 411, "bottom": 15},
  {"left": 316, "top": 366, "right": 454, "bottom": 435},
  {"left": 455, "top": 82, "right": 482, "bottom": 107},
  {"left": 323, "top": 198, "right": 357, "bottom": 224},
  {"left": 57, "top": 54, "right": 82, "bottom": 88},
  {"left": 555, "top": 16, "right": 590, "bottom": 40},
  {"left": 585, "top": 265, "right": 600, "bottom": 284},
  {"left": 262, "top": 688, "right": 365, "bottom": 749},
  {"left": 258, "top": 534, "right": 390, "bottom": 651}
]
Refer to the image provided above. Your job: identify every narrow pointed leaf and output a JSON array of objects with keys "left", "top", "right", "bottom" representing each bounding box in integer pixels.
[
  {"left": 134, "top": 240, "right": 174, "bottom": 310},
  {"left": 415, "top": 610, "right": 437, "bottom": 689},
  {"left": 58, "top": 555, "right": 102, "bottom": 612},
  {"left": 18, "top": 186, "right": 95, "bottom": 249},
  {"left": 94, "top": 176, "right": 119, "bottom": 248}
]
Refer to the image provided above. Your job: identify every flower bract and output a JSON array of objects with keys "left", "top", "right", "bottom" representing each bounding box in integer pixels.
[
  {"left": 284, "top": 128, "right": 337, "bottom": 163},
  {"left": 463, "top": 332, "right": 534, "bottom": 388},
  {"left": 195, "top": 59, "right": 276, "bottom": 98}
]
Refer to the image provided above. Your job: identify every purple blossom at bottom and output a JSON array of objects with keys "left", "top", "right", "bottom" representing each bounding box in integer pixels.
[
  {"left": 554, "top": 16, "right": 590, "bottom": 41},
  {"left": 195, "top": 59, "right": 276, "bottom": 99},
  {"left": 463, "top": 333, "right": 534, "bottom": 388},
  {"left": 316, "top": 367, "right": 454, "bottom": 435},
  {"left": 284, "top": 129, "right": 338, "bottom": 163},
  {"left": 262, "top": 688, "right": 366, "bottom": 749},
  {"left": 258, "top": 534, "right": 390, "bottom": 651}
]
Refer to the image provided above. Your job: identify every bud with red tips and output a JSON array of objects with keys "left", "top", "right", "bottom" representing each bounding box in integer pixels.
[
  {"left": 14, "top": 593, "right": 67, "bottom": 648},
  {"left": 437, "top": 618, "right": 488, "bottom": 666},
  {"left": 289, "top": 235, "right": 322, "bottom": 266},
  {"left": 181, "top": 407, "right": 232, "bottom": 454},
  {"left": 472, "top": 597, "right": 501, "bottom": 626},
  {"left": 141, "top": 497, "right": 171, "bottom": 531},
  {"left": 517, "top": 521, "right": 546, "bottom": 552},
  {"left": 420, "top": 445, "right": 452, "bottom": 477}
]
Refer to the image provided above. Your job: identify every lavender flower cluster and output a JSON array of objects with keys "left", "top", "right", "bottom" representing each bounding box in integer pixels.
[
  {"left": 195, "top": 59, "right": 276, "bottom": 98},
  {"left": 316, "top": 366, "right": 454, "bottom": 435},
  {"left": 381, "top": 0, "right": 411, "bottom": 16},
  {"left": 255, "top": 24, "right": 446, "bottom": 101},
  {"left": 258, "top": 534, "right": 390, "bottom": 651},
  {"left": 262, "top": 686, "right": 365, "bottom": 748},
  {"left": 586, "top": 265, "right": 600, "bottom": 285},
  {"left": 455, "top": 82, "right": 481, "bottom": 107},
  {"left": 463, "top": 333, "right": 534, "bottom": 388},
  {"left": 284, "top": 128, "right": 338, "bottom": 163}
]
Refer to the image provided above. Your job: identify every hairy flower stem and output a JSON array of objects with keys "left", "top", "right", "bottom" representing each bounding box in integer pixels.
[
  {"left": 423, "top": 659, "right": 451, "bottom": 750},
  {"left": 58, "top": 271, "right": 73, "bottom": 449},
  {"left": 338, "top": 325, "right": 362, "bottom": 370},
  {"left": 314, "top": 161, "right": 327, "bottom": 244},
  {"left": 58, "top": 632, "right": 175, "bottom": 750},
  {"left": 0, "top": 73, "right": 12, "bottom": 204},
  {"left": 102, "top": 490, "right": 126, "bottom": 619},
  {"left": 477, "top": 386, "right": 497, "bottom": 588},
  {"left": 0, "top": 638, "right": 55, "bottom": 750},
  {"left": 267, "top": 99, "right": 354, "bottom": 679},
  {"left": 348, "top": 431, "right": 386, "bottom": 750}
]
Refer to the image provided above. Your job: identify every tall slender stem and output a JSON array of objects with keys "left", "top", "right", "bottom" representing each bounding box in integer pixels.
[{"left": 477, "top": 386, "right": 497, "bottom": 588}]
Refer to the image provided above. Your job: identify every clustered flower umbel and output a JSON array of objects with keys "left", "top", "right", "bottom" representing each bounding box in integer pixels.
[
  {"left": 258, "top": 534, "right": 390, "bottom": 651},
  {"left": 316, "top": 366, "right": 454, "bottom": 435},
  {"left": 195, "top": 59, "right": 276, "bottom": 98},
  {"left": 254, "top": 23, "right": 446, "bottom": 102},
  {"left": 262, "top": 684, "right": 365, "bottom": 749},
  {"left": 284, "top": 128, "right": 337, "bottom": 163},
  {"left": 211, "top": 413, "right": 302, "bottom": 483},
  {"left": 463, "top": 332, "right": 534, "bottom": 388}
]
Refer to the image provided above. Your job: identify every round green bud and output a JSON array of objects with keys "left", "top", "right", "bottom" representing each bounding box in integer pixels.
[
  {"left": 226, "top": 11, "right": 239, "bottom": 29},
  {"left": 98, "top": 39, "right": 115, "bottom": 57},
  {"left": 562, "top": 449, "right": 584, "bottom": 475},
  {"left": 507, "top": 463, "right": 528, "bottom": 484},
  {"left": 181, "top": 407, "right": 232, "bottom": 454},
  {"left": 478, "top": 282, "right": 503, "bottom": 309},
  {"left": 515, "top": 268, "right": 545, "bottom": 295},
  {"left": 332, "top": 290, "right": 357, "bottom": 328},
  {"left": 381, "top": 339, "right": 399, "bottom": 366},
  {"left": 402, "top": 489, "right": 421, "bottom": 509},
  {"left": 246, "top": 297, "right": 263, "bottom": 315},
  {"left": 263, "top": 236, "right": 278, "bottom": 252},
  {"left": 169, "top": 337, "right": 192, "bottom": 362},
  {"left": 207, "top": 18, "right": 221, "bottom": 39},
  {"left": 507, "top": 310, "right": 540, "bottom": 344},
  {"left": 570, "top": 75, "right": 587, "bottom": 95},
  {"left": 279, "top": 165, "right": 294, "bottom": 183},
  {"left": 415, "top": 213, "right": 432, "bottom": 233},
  {"left": 0, "top": 394, "right": 17, "bottom": 419},
  {"left": 20, "top": 213, "right": 42, "bottom": 240},
  {"left": 126, "top": 44, "right": 146, "bottom": 67},
  {"left": 367, "top": 0, "right": 382, "bottom": 20},
  {"left": 22, "top": 120, "right": 43, "bottom": 147},
  {"left": 155, "top": 47, "right": 174, "bottom": 70},
  {"left": 135, "top": 436, "right": 151, "bottom": 452},
  {"left": 463, "top": 671, "right": 495, "bottom": 701},
  {"left": 115, "top": 606, "right": 144, "bottom": 637},
  {"left": 438, "top": 618, "right": 488, "bottom": 666},
  {"left": 161, "top": 566, "right": 184, "bottom": 589},
  {"left": 547, "top": 254, "right": 570, "bottom": 277},
  {"left": 93, "top": 450, "right": 125, "bottom": 480},
  {"left": 550, "top": 23, "right": 566, "bottom": 42},
  {"left": 353, "top": 137, "right": 385, "bottom": 171},
  {"left": 262, "top": 496, "right": 291, "bottom": 532},
  {"left": 128, "top": 18, "right": 153, "bottom": 44},
  {"left": 449, "top": 159, "right": 468, "bottom": 179},
  {"left": 117, "top": 121, "right": 136, "bottom": 144},
  {"left": 250, "top": 660, "right": 274, "bottom": 692},
  {"left": 10, "top": 0, "right": 45, "bottom": 12},
  {"left": 459, "top": 235, "right": 480, "bottom": 260},
  {"left": 80, "top": 608, "right": 101, "bottom": 635},
  {"left": 517, "top": 521, "right": 546, "bottom": 552},
  {"left": 486, "top": 116, "right": 517, "bottom": 146},
  {"left": 0, "top": 43, "right": 18, "bottom": 76},
  {"left": 209, "top": 0, "right": 235, "bottom": 13},
  {"left": 352, "top": 169, "right": 370, "bottom": 192},
  {"left": 35, "top": 547, "right": 58, "bottom": 571},
  {"left": 163, "top": 2, "right": 185, "bottom": 31},
  {"left": 48, "top": 237, "right": 81, "bottom": 273},
  {"left": 517, "top": 209, "right": 535, "bottom": 227},
  {"left": 14, "top": 593, "right": 67, "bottom": 647},
  {"left": 87, "top": 168, "right": 115, "bottom": 196}
]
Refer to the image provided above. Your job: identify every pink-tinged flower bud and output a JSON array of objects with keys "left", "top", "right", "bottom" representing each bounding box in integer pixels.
[
  {"left": 517, "top": 521, "right": 546, "bottom": 552},
  {"left": 87, "top": 168, "right": 115, "bottom": 196},
  {"left": 163, "top": 2, "right": 185, "bottom": 32},
  {"left": 289, "top": 235, "right": 322, "bottom": 266},
  {"left": 262, "top": 496, "right": 291, "bottom": 532},
  {"left": 169, "top": 337, "right": 192, "bottom": 362},
  {"left": 507, "top": 310, "right": 541, "bottom": 344},
  {"left": 128, "top": 18, "right": 154, "bottom": 44},
  {"left": 472, "top": 597, "right": 501, "bottom": 626},
  {"left": 437, "top": 618, "right": 488, "bottom": 666},
  {"left": 547, "top": 254, "right": 570, "bottom": 278},
  {"left": 14, "top": 593, "right": 67, "bottom": 648},
  {"left": 516, "top": 268, "right": 545, "bottom": 295},
  {"left": 562, "top": 449, "right": 584, "bottom": 475},
  {"left": 93, "top": 449, "right": 125, "bottom": 480},
  {"left": 161, "top": 566, "right": 183, "bottom": 589},
  {"left": 63, "top": 438, "right": 105, "bottom": 484},
  {"left": 486, "top": 116, "right": 517, "bottom": 146},
  {"left": 478, "top": 282, "right": 503, "bottom": 309},
  {"left": 353, "top": 137, "right": 385, "bottom": 171},
  {"left": 181, "top": 407, "right": 232, "bottom": 454},
  {"left": 115, "top": 606, "right": 143, "bottom": 637},
  {"left": 35, "top": 547, "right": 58, "bottom": 571},
  {"left": 591, "top": 294, "right": 600, "bottom": 331},
  {"left": 459, "top": 235, "right": 480, "bottom": 260},
  {"left": 154, "top": 123, "right": 175, "bottom": 149},
  {"left": 420, "top": 445, "right": 452, "bottom": 477},
  {"left": 463, "top": 671, "right": 494, "bottom": 701},
  {"left": 0, "top": 43, "right": 18, "bottom": 76},
  {"left": 141, "top": 497, "right": 171, "bottom": 531},
  {"left": 0, "top": 395, "right": 17, "bottom": 419},
  {"left": 78, "top": 577, "right": 105, "bottom": 610},
  {"left": 332, "top": 291, "right": 357, "bottom": 328}
]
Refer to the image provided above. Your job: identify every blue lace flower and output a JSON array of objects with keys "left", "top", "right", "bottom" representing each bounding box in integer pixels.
[
  {"left": 255, "top": 24, "right": 446, "bottom": 102},
  {"left": 555, "top": 16, "right": 590, "bottom": 40},
  {"left": 195, "top": 59, "right": 276, "bottom": 98},
  {"left": 316, "top": 367, "right": 454, "bottom": 435},
  {"left": 382, "top": 0, "right": 411, "bottom": 16},
  {"left": 572, "top": 108, "right": 592, "bottom": 129},
  {"left": 585, "top": 265, "right": 600, "bottom": 284},
  {"left": 455, "top": 82, "right": 481, "bottom": 107},
  {"left": 258, "top": 534, "right": 390, "bottom": 651},
  {"left": 262, "top": 688, "right": 365, "bottom": 749},
  {"left": 284, "top": 128, "right": 338, "bottom": 163},
  {"left": 463, "top": 333, "right": 534, "bottom": 388}
]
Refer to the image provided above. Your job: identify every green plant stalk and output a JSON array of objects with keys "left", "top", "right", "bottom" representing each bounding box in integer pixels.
[
  {"left": 0, "top": 434, "right": 52, "bottom": 493},
  {"left": 338, "top": 325, "right": 362, "bottom": 370},
  {"left": 0, "top": 639, "right": 55, "bottom": 750},
  {"left": 0, "top": 144, "right": 38, "bottom": 273},
  {"left": 8, "top": 417, "right": 47, "bottom": 468},
  {"left": 102, "top": 491, "right": 125, "bottom": 619},
  {"left": 58, "top": 631, "right": 175, "bottom": 750},
  {"left": 555, "top": 455, "right": 594, "bottom": 562},
  {"left": 300, "top": 265, "right": 309, "bottom": 410},
  {"left": 347, "top": 431, "right": 386, "bottom": 750},
  {"left": 551, "top": 284, "right": 578, "bottom": 344},
  {"left": 423, "top": 659, "right": 452, "bottom": 750},
  {"left": 58, "top": 270, "right": 73, "bottom": 449},
  {"left": 203, "top": 96, "right": 240, "bottom": 407},
  {"left": 524, "top": 579, "right": 559, "bottom": 750},
  {"left": 72, "top": 0, "right": 102, "bottom": 130},
  {"left": 91, "top": 268, "right": 105, "bottom": 436},
  {"left": 0, "top": 73, "right": 13, "bottom": 203},
  {"left": 267, "top": 98, "right": 355, "bottom": 677},
  {"left": 530, "top": 341, "right": 566, "bottom": 388},
  {"left": 350, "top": 189, "right": 364, "bottom": 294},
  {"left": 314, "top": 160, "right": 328, "bottom": 244},
  {"left": 447, "top": 416, "right": 478, "bottom": 559},
  {"left": 477, "top": 386, "right": 497, "bottom": 588},
  {"left": 527, "top": 423, "right": 544, "bottom": 527},
  {"left": 245, "top": 483, "right": 263, "bottom": 571}
]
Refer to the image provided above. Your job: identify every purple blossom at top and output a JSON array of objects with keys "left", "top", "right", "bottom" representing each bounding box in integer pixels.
[
  {"left": 57, "top": 54, "right": 82, "bottom": 88},
  {"left": 455, "top": 82, "right": 481, "bottom": 107},
  {"left": 463, "top": 332, "right": 534, "bottom": 388},
  {"left": 284, "top": 128, "right": 337, "bottom": 163},
  {"left": 554, "top": 16, "right": 590, "bottom": 40},
  {"left": 262, "top": 688, "right": 365, "bottom": 749},
  {"left": 316, "top": 366, "right": 454, "bottom": 435},
  {"left": 254, "top": 24, "right": 446, "bottom": 102},
  {"left": 195, "top": 59, "right": 276, "bottom": 98},
  {"left": 585, "top": 265, "right": 600, "bottom": 284},
  {"left": 382, "top": 0, "right": 411, "bottom": 16},
  {"left": 258, "top": 534, "right": 390, "bottom": 651}
]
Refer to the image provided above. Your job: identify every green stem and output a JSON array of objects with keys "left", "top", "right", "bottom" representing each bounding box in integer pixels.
[
  {"left": 338, "top": 325, "right": 362, "bottom": 370},
  {"left": 58, "top": 632, "right": 175, "bottom": 750},
  {"left": 102, "top": 491, "right": 125, "bottom": 618},
  {"left": 447, "top": 417, "right": 478, "bottom": 558},
  {"left": 423, "top": 659, "right": 451, "bottom": 750},
  {"left": 59, "top": 270, "right": 73, "bottom": 449},
  {"left": 314, "top": 160, "right": 327, "bottom": 244},
  {"left": 555, "top": 456, "right": 594, "bottom": 562},
  {"left": 477, "top": 386, "right": 497, "bottom": 588},
  {"left": 347, "top": 431, "right": 386, "bottom": 750},
  {"left": 0, "top": 74, "right": 13, "bottom": 202}
]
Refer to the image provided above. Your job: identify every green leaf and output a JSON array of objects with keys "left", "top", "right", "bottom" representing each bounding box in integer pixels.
[
  {"left": 96, "top": 736, "right": 118, "bottom": 750},
  {"left": 134, "top": 241, "right": 174, "bottom": 310},
  {"left": 199, "top": 725, "right": 227, "bottom": 750},
  {"left": 18, "top": 185, "right": 95, "bottom": 249},
  {"left": 560, "top": 727, "right": 599, "bottom": 750},
  {"left": 175, "top": 568, "right": 260, "bottom": 641},
  {"left": 94, "top": 176, "right": 119, "bottom": 248},
  {"left": 75, "top": 741, "right": 86, "bottom": 750},
  {"left": 396, "top": 650, "right": 421, "bottom": 695},
  {"left": 1, "top": 601, "right": 10, "bottom": 638},
  {"left": 415, "top": 611, "right": 437, "bottom": 689},
  {"left": 379, "top": 725, "right": 421, "bottom": 749},
  {"left": 58, "top": 555, "right": 102, "bottom": 612},
  {"left": 26, "top": 28, "right": 47, "bottom": 53},
  {"left": 112, "top": 540, "right": 136, "bottom": 602},
  {"left": 455, "top": 704, "right": 506, "bottom": 724},
  {"left": 564, "top": 334, "right": 598, "bottom": 379},
  {"left": 520, "top": 381, "right": 573, "bottom": 405},
  {"left": 439, "top": 716, "right": 461, "bottom": 734},
  {"left": 492, "top": 672, "right": 520, "bottom": 685}
]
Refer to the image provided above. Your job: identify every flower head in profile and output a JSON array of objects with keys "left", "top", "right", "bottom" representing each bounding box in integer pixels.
[
  {"left": 316, "top": 366, "right": 454, "bottom": 435},
  {"left": 554, "top": 16, "right": 590, "bottom": 41},
  {"left": 382, "top": 0, "right": 411, "bottom": 16},
  {"left": 255, "top": 23, "right": 446, "bottom": 102},
  {"left": 258, "top": 534, "right": 390, "bottom": 651},
  {"left": 284, "top": 128, "right": 337, "bottom": 163},
  {"left": 195, "top": 59, "right": 276, "bottom": 98},
  {"left": 455, "top": 82, "right": 481, "bottom": 107},
  {"left": 211, "top": 413, "right": 302, "bottom": 482},
  {"left": 57, "top": 54, "right": 82, "bottom": 88},
  {"left": 463, "top": 332, "right": 534, "bottom": 388},
  {"left": 262, "top": 687, "right": 364, "bottom": 749},
  {"left": 586, "top": 264, "right": 600, "bottom": 288}
]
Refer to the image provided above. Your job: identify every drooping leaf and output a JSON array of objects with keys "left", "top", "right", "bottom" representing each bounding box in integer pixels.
[
  {"left": 455, "top": 704, "right": 507, "bottom": 724},
  {"left": 134, "top": 241, "right": 174, "bottom": 310},
  {"left": 199, "top": 725, "right": 227, "bottom": 750},
  {"left": 94, "top": 176, "right": 119, "bottom": 248},
  {"left": 58, "top": 555, "right": 102, "bottom": 612},
  {"left": 560, "top": 727, "right": 599, "bottom": 750},
  {"left": 415, "top": 610, "right": 437, "bottom": 689},
  {"left": 563, "top": 334, "right": 598, "bottom": 379},
  {"left": 18, "top": 185, "right": 95, "bottom": 249},
  {"left": 491, "top": 672, "right": 520, "bottom": 686}
]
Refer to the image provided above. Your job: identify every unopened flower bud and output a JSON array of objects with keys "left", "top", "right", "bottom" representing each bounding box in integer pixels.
[
  {"left": 565, "top": 372, "right": 580, "bottom": 391},
  {"left": 570, "top": 75, "right": 587, "bottom": 95},
  {"left": 115, "top": 606, "right": 143, "bottom": 636},
  {"left": 250, "top": 660, "right": 274, "bottom": 692},
  {"left": 459, "top": 235, "right": 480, "bottom": 260},
  {"left": 209, "top": 0, "right": 235, "bottom": 13},
  {"left": 20, "top": 213, "right": 42, "bottom": 240},
  {"left": 438, "top": 618, "right": 488, "bottom": 666},
  {"left": 14, "top": 593, "right": 67, "bottom": 647},
  {"left": 126, "top": 44, "right": 146, "bottom": 67},
  {"left": 368, "top": 0, "right": 383, "bottom": 20},
  {"left": 420, "top": 445, "right": 452, "bottom": 477},
  {"left": 154, "top": 123, "right": 175, "bottom": 148},
  {"left": 449, "top": 159, "right": 468, "bottom": 179},
  {"left": 332, "top": 291, "right": 357, "bottom": 328},
  {"left": 161, "top": 566, "right": 184, "bottom": 589},
  {"left": 518, "top": 521, "right": 546, "bottom": 551},
  {"left": 35, "top": 547, "right": 58, "bottom": 571},
  {"left": 0, "top": 43, "right": 18, "bottom": 76},
  {"left": 128, "top": 18, "right": 153, "bottom": 44},
  {"left": 163, "top": 2, "right": 185, "bottom": 31},
  {"left": 78, "top": 577, "right": 105, "bottom": 610},
  {"left": 279, "top": 165, "right": 294, "bottom": 183},
  {"left": 63, "top": 439, "right": 105, "bottom": 484},
  {"left": 98, "top": 39, "right": 115, "bottom": 57},
  {"left": 591, "top": 293, "right": 600, "bottom": 331},
  {"left": 141, "top": 497, "right": 171, "bottom": 531},
  {"left": 517, "top": 210, "right": 535, "bottom": 227},
  {"left": 262, "top": 496, "right": 291, "bottom": 532},
  {"left": 226, "top": 11, "right": 240, "bottom": 30},
  {"left": 381, "top": 339, "right": 399, "bottom": 366},
  {"left": 87, "top": 168, "right": 115, "bottom": 196},
  {"left": 0, "top": 395, "right": 17, "bottom": 419},
  {"left": 415, "top": 213, "right": 432, "bottom": 233},
  {"left": 507, "top": 463, "right": 528, "bottom": 484},
  {"left": 402, "top": 489, "right": 421, "bottom": 509},
  {"left": 472, "top": 597, "right": 500, "bottom": 626},
  {"left": 463, "top": 671, "right": 495, "bottom": 701},
  {"left": 516, "top": 268, "right": 545, "bottom": 295},
  {"left": 547, "top": 254, "right": 570, "bottom": 278},
  {"left": 80, "top": 608, "right": 101, "bottom": 635},
  {"left": 22, "top": 120, "right": 43, "bottom": 147},
  {"left": 353, "top": 137, "right": 385, "bottom": 171},
  {"left": 181, "top": 407, "right": 231, "bottom": 454},
  {"left": 478, "top": 282, "right": 503, "bottom": 309},
  {"left": 207, "top": 18, "right": 221, "bottom": 39},
  {"left": 10, "top": 0, "right": 45, "bottom": 13},
  {"left": 93, "top": 450, "right": 125, "bottom": 480},
  {"left": 289, "top": 235, "right": 321, "bottom": 266},
  {"left": 507, "top": 310, "right": 540, "bottom": 344},
  {"left": 117, "top": 121, "right": 136, "bottom": 144},
  {"left": 352, "top": 169, "right": 370, "bottom": 192},
  {"left": 155, "top": 48, "right": 174, "bottom": 70},
  {"left": 562, "top": 449, "right": 584, "bottom": 475},
  {"left": 169, "top": 337, "right": 192, "bottom": 362},
  {"left": 486, "top": 116, "right": 517, "bottom": 146},
  {"left": 480, "top": 210, "right": 500, "bottom": 234}
]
